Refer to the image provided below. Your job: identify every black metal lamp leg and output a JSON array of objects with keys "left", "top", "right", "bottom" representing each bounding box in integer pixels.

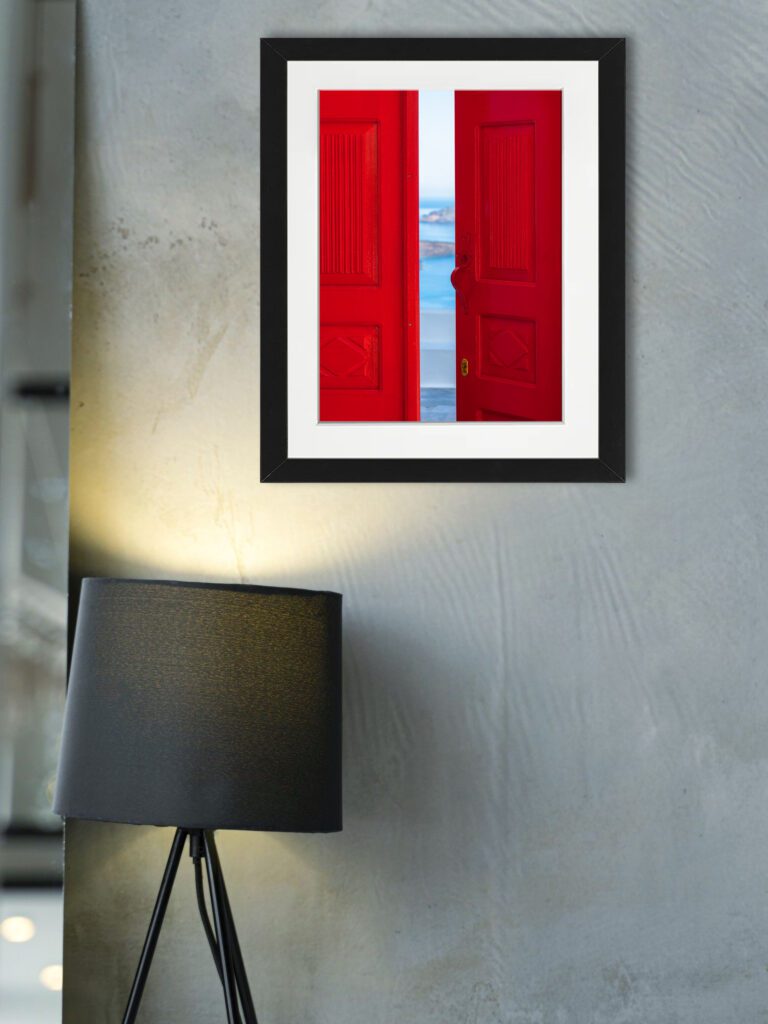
[
  {"left": 204, "top": 831, "right": 259, "bottom": 1024},
  {"left": 122, "top": 828, "right": 188, "bottom": 1024},
  {"left": 191, "top": 832, "right": 242, "bottom": 1024},
  {"left": 203, "top": 831, "right": 241, "bottom": 1024},
  {"left": 219, "top": 872, "right": 258, "bottom": 1023},
  {"left": 120, "top": 827, "right": 259, "bottom": 1024},
  {"left": 191, "top": 841, "right": 225, "bottom": 986}
]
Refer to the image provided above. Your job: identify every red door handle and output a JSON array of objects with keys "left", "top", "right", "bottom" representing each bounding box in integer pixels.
[{"left": 450, "top": 237, "right": 472, "bottom": 314}]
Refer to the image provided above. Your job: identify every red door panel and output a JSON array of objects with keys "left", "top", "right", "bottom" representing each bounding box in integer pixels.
[
  {"left": 319, "top": 91, "right": 419, "bottom": 421},
  {"left": 453, "top": 91, "right": 562, "bottom": 421}
]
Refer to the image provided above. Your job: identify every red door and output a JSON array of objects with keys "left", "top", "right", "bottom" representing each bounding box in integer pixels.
[
  {"left": 453, "top": 91, "right": 562, "bottom": 421},
  {"left": 319, "top": 91, "right": 419, "bottom": 421}
]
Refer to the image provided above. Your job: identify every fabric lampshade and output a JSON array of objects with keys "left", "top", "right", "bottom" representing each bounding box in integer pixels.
[{"left": 54, "top": 578, "right": 342, "bottom": 832}]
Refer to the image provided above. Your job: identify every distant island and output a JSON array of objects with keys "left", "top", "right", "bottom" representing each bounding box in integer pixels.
[
  {"left": 420, "top": 206, "right": 455, "bottom": 224},
  {"left": 420, "top": 240, "right": 453, "bottom": 260}
]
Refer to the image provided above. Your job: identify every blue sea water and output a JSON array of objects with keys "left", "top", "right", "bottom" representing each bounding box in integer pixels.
[
  {"left": 420, "top": 256, "right": 455, "bottom": 311},
  {"left": 420, "top": 221, "right": 454, "bottom": 243},
  {"left": 419, "top": 198, "right": 455, "bottom": 312},
  {"left": 419, "top": 196, "right": 453, "bottom": 213}
]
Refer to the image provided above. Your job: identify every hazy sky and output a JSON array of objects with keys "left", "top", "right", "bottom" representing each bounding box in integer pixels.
[{"left": 418, "top": 90, "right": 454, "bottom": 200}]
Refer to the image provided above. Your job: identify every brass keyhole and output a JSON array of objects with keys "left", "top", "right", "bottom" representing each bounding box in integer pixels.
[{"left": 460, "top": 358, "right": 469, "bottom": 377}]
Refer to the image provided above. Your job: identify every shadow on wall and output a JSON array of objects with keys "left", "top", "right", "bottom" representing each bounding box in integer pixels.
[{"left": 66, "top": 452, "right": 680, "bottom": 1024}]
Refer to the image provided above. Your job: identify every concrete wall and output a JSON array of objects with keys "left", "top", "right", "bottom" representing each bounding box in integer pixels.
[{"left": 65, "top": 1, "right": 768, "bottom": 1021}]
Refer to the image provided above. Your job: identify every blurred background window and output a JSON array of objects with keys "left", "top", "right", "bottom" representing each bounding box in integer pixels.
[{"left": 0, "top": 1, "right": 75, "bottom": 1020}]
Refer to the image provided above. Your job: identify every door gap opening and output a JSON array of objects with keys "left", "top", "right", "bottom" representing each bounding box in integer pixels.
[{"left": 418, "top": 90, "right": 456, "bottom": 422}]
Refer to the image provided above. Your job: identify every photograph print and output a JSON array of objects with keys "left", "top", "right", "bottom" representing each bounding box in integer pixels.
[{"left": 261, "top": 39, "right": 625, "bottom": 481}]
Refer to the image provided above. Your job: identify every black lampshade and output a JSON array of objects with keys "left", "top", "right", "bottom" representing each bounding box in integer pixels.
[{"left": 54, "top": 578, "right": 342, "bottom": 832}]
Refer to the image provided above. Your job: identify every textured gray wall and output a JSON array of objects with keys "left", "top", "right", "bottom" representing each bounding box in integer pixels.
[{"left": 65, "top": 1, "right": 768, "bottom": 1021}]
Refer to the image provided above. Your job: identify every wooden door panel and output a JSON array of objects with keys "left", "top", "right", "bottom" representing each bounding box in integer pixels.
[
  {"left": 454, "top": 91, "right": 562, "bottom": 422},
  {"left": 319, "top": 91, "right": 419, "bottom": 422},
  {"left": 320, "top": 121, "right": 379, "bottom": 287},
  {"left": 479, "top": 315, "right": 536, "bottom": 384},
  {"left": 479, "top": 121, "right": 535, "bottom": 282},
  {"left": 320, "top": 324, "right": 380, "bottom": 390}
]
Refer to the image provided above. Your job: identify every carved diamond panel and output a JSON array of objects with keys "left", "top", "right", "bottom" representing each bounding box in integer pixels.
[
  {"left": 479, "top": 316, "right": 536, "bottom": 384},
  {"left": 320, "top": 324, "right": 380, "bottom": 390}
]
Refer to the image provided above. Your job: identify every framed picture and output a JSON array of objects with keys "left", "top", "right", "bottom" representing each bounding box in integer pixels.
[{"left": 260, "top": 38, "right": 625, "bottom": 483}]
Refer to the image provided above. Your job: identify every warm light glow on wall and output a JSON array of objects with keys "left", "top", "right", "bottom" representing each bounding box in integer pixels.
[
  {"left": 69, "top": 374, "right": 438, "bottom": 583},
  {"left": 70, "top": 292, "right": 458, "bottom": 588},
  {"left": 0, "top": 915, "right": 36, "bottom": 942}
]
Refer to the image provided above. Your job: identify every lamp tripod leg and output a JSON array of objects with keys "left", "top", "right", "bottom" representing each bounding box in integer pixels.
[
  {"left": 203, "top": 830, "right": 244, "bottom": 1024},
  {"left": 122, "top": 828, "right": 188, "bottom": 1024},
  {"left": 121, "top": 828, "right": 259, "bottom": 1024},
  {"left": 204, "top": 831, "right": 259, "bottom": 1024}
]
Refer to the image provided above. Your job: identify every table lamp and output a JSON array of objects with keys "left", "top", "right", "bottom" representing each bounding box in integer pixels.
[{"left": 54, "top": 578, "right": 342, "bottom": 1024}]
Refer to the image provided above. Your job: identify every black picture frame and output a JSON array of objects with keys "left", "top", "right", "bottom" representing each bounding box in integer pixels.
[{"left": 260, "top": 37, "right": 625, "bottom": 483}]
